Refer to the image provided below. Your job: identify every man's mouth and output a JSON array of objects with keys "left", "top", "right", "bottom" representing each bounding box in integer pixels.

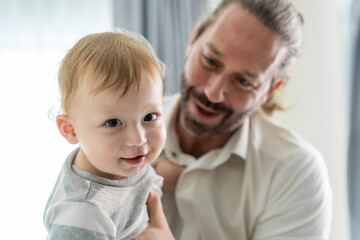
[
  {"left": 195, "top": 101, "right": 220, "bottom": 117},
  {"left": 189, "top": 87, "right": 232, "bottom": 114}
]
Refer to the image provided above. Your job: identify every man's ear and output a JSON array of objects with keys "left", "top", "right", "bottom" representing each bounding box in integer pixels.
[
  {"left": 267, "top": 79, "right": 285, "bottom": 98},
  {"left": 260, "top": 79, "right": 286, "bottom": 105},
  {"left": 56, "top": 114, "right": 79, "bottom": 144}
]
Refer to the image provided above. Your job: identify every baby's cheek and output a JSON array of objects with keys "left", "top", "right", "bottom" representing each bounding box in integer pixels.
[
  {"left": 156, "top": 126, "right": 166, "bottom": 152},
  {"left": 150, "top": 126, "right": 166, "bottom": 154}
]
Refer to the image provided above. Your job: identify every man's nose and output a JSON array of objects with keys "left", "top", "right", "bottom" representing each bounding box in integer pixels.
[
  {"left": 125, "top": 125, "right": 147, "bottom": 147},
  {"left": 203, "top": 74, "right": 227, "bottom": 103}
]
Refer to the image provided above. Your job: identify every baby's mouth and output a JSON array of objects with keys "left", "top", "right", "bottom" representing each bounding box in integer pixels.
[
  {"left": 123, "top": 155, "right": 143, "bottom": 160},
  {"left": 121, "top": 155, "right": 146, "bottom": 165}
]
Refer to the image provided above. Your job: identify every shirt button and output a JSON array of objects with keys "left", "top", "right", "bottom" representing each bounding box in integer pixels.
[{"left": 172, "top": 152, "right": 177, "bottom": 158}]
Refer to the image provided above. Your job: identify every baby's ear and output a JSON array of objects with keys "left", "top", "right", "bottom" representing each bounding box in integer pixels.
[{"left": 56, "top": 114, "right": 79, "bottom": 144}]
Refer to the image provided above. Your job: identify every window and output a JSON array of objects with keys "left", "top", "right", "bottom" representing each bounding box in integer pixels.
[{"left": 0, "top": 1, "right": 112, "bottom": 238}]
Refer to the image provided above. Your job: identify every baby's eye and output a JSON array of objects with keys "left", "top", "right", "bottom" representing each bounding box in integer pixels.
[
  {"left": 105, "top": 119, "right": 122, "bottom": 127},
  {"left": 144, "top": 113, "right": 158, "bottom": 122}
]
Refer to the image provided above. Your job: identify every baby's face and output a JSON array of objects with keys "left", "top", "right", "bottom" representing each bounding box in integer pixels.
[{"left": 68, "top": 72, "right": 166, "bottom": 180}]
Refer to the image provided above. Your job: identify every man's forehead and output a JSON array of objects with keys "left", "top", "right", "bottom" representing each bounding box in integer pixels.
[
  {"left": 210, "top": 4, "right": 278, "bottom": 45},
  {"left": 202, "top": 6, "right": 286, "bottom": 78}
]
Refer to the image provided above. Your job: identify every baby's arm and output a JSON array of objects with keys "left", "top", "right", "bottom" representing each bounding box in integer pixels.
[
  {"left": 45, "top": 201, "right": 115, "bottom": 239},
  {"left": 155, "top": 156, "right": 185, "bottom": 191}
]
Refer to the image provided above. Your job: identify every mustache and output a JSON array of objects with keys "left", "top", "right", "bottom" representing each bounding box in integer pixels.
[{"left": 189, "top": 87, "right": 232, "bottom": 114}]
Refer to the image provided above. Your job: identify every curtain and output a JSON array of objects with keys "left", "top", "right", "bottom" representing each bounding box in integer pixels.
[
  {"left": 349, "top": 1, "right": 360, "bottom": 239},
  {"left": 113, "top": 0, "right": 208, "bottom": 94}
]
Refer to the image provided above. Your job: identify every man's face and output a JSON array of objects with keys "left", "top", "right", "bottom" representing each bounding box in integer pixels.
[{"left": 180, "top": 3, "right": 287, "bottom": 137}]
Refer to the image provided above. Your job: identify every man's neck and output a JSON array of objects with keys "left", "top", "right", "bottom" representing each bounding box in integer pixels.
[{"left": 175, "top": 115, "right": 234, "bottom": 159}]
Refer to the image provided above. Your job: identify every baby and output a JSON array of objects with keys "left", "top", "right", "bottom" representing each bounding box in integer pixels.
[{"left": 44, "top": 31, "right": 166, "bottom": 240}]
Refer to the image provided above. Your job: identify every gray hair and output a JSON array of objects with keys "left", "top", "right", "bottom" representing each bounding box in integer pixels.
[{"left": 195, "top": 0, "right": 304, "bottom": 115}]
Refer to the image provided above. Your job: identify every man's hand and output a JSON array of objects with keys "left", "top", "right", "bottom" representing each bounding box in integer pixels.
[
  {"left": 133, "top": 190, "right": 175, "bottom": 240},
  {"left": 156, "top": 157, "right": 185, "bottom": 190}
]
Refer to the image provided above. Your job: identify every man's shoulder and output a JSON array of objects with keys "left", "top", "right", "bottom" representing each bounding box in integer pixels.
[
  {"left": 250, "top": 111, "right": 323, "bottom": 165},
  {"left": 249, "top": 112, "right": 330, "bottom": 201}
]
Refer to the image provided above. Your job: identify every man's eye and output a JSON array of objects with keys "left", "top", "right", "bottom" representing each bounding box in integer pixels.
[
  {"left": 237, "top": 77, "right": 252, "bottom": 87},
  {"left": 105, "top": 119, "right": 122, "bottom": 127},
  {"left": 144, "top": 113, "right": 158, "bottom": 122},
  {"left": 203, "top": 55, "right": 217, "bottom": 67}
]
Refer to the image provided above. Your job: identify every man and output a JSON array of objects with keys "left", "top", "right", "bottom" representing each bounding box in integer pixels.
[{"left": 141, "top": 0, "right": 332, "bottom": 239}]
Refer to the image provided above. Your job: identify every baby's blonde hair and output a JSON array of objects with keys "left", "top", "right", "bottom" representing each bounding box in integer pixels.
[{"left": 58, "top": 32, "right": 164, "bottom": 113}]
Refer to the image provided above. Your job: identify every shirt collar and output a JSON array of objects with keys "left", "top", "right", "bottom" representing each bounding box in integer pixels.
[{"left": 227, "top": 116, "right": 249, "bottom": 161}]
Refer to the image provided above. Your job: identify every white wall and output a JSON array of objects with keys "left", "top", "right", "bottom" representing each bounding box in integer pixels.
[{"left": 274, "top": 1, "right": 351, "bottom": 239}]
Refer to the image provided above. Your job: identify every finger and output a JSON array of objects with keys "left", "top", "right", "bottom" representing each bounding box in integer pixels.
[{"left": 146, "top": 189, "right": 167, "bottom": 228}]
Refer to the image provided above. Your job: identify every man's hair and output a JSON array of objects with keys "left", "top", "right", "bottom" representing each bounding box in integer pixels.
[
  {"left": 195, "top": 0, "right": 304, "bottom": 115},
  {"left": 58, "top": 32, "right": 164, "bottom": 113}
]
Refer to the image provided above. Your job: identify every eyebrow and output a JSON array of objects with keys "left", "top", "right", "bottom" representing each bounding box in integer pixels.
[
  {"left": 243, "top": 70, "right": 258, "bottom": 79},
  {"left": 96, "top": 101, "right": 163, "bottom": 113},
  {"left": 207, "top": 43, "right": 258, "bottom": 80},
  {"left": 208, "top": 43, "right": 223, "bottom": 58}
]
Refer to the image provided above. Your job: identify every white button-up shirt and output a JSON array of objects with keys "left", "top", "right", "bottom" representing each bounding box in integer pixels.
[{"left": 161, "top": 94, "right": 332, "bottom": 240}]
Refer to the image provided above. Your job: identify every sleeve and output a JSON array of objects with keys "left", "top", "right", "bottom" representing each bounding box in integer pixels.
[
  {"left": 44, "top": 201, "right": 116, "bottom": 240},
  {"left": 148, "top": 165, "right": 164, "bottom": 197},
  {"left": 253, "top": 150, "right": 332, "bottom": 240}
]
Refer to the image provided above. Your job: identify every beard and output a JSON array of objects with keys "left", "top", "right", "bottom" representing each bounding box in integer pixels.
[{"left": 179, "top": 71, "right": 256, "bottom": 138}]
